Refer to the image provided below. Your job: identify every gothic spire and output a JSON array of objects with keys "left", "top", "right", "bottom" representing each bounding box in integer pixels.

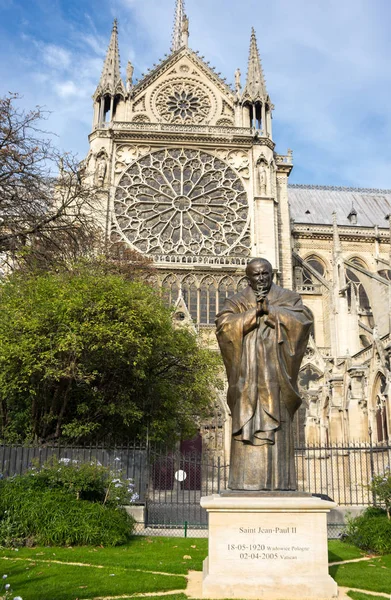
[
  {"left": 171, "top": 0, "right": 187, "bottom": 53},
  {"left": 94, "top": 19, "right": 126, "bottom": 99},
  {"left": 242, "top": 28, "right": 268, "bottom": 102}
]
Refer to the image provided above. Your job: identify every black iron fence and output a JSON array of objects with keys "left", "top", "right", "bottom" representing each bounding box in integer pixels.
[
  {"left": 0, "top": 442, "right": 390, "bottom": 531},
  {"left": 0, "top": 441, "right": 149, "bottom": 499}
]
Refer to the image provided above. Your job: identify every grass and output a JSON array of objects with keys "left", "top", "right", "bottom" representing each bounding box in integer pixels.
[
  {"left": 328, "top": 540, "right": 365, "bottom": 563},
  {"left": 0, "top": 556, "right": 187, "bottom": 600},
  {"left": 0, "top": 537, "right": 390, "bottom": 600},
  {"left": 0, "top": 537, "right": 208, "bottom": 574},
  {"left": 0, "top": 538, "right": 204, "bottom": 600},
  {"left": 347, "top": 594, "right": 389, "bottom": 600},
  {"left": 329, "top": 554, "right": 391, "bottom": 594}
]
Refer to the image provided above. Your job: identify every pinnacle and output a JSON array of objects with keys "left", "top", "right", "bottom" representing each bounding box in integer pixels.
[
  {"left": 171, "top": 0, "right": 186, "bottom": 53},
  {"left": 94, "top": 19, "right": 125, "bottom": 99},
  {"left": 242, "top": 27, "right": 268, "bottom": 102}
]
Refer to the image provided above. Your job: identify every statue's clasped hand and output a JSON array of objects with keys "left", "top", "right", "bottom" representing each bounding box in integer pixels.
[{"left": 256, "top": 296, "right": 269, "bottom": 316}]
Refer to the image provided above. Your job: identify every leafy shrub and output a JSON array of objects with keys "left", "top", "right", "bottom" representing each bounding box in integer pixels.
[
  {"left": 367, "top": 467, "right": 391, "bottom": 519},
  {"left": 25, "top": 456, "right": 139, "bottom": 507},
  {"left": 0, "top": 459, "right": 137, "bottom": 547},
  {"left": 343, "top": 507, "right": 391, "bottom": 555},
  {"left": 0, "top": 482, "right": 135, "bottom": 547},
  {"left": 362, "top": 506, "right": 387, "bottom": 518}
]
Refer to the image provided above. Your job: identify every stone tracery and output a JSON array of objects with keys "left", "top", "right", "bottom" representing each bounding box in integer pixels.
[
  {"left": 114, "top": 148, "right": 251, "bottom": 256},
  {"left": 153, "top": 80, "right": 213, "bottom": 124}
]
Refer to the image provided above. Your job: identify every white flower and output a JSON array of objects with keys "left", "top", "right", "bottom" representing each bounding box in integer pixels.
[
  {"left": 111, "top": 478, "right": 121, "bottom": 484},
  {"left": 13, "top": 596, "right": 23, "bottom": 600},
  {"left": 131, "top": 493, "right": 139, "bottom": 502},
  {"left": 5, "top": 583, "right": 10, "bottom": 590},
  {"left": 2, "top": 575, "right": 7, "bottom": 579},
  {"left": 114, "top": 483, "right": 123, "bottom": 488},
  {"left": 59, "top": 458, "right": 71, "bottom": 464}
]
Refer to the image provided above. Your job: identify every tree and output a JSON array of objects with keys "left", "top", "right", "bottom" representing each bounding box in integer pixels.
[
  {"left": 0, "top": 263, "right": 221, "bottom": 444},
  {"left": 0, "top": 93, "right": 100, "bottom": 269}
]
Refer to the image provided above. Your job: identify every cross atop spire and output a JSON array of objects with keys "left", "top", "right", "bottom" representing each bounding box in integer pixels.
[
  {"left": 242, "top": 28, "right": 268, "bottom": 102},
  {"left": 94, "top": 19, "right": 125, "bottom": 99},
  {"left": 171, "top": 0, "right": 188, "bottom": 53}
]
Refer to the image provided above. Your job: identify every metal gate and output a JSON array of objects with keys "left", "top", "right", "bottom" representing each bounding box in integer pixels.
[{"left": 145, "top": 449, "right": 228, "bottom": 528}]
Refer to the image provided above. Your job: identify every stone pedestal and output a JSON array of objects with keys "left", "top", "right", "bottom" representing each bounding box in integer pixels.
[{"left": 200, "top": 492, "right": 338, "bottom": 600}]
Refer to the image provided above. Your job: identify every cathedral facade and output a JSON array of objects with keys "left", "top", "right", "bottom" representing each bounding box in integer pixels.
[{"left": 84, "top": 1, "right": 391, "bottom": 455}]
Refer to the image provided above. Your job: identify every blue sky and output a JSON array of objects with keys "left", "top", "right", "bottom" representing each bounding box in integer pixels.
[{"left": 1, "top": 0, "right": 391, "bottom": 188}]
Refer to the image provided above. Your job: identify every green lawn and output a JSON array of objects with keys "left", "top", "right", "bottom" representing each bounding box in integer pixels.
[
  {"left": 347, "top": 593, "right": 389, "bottom": 600},
  {"left": 0, "top": 538, "right": 390, "bottom": 600},
  {"left": 329, "top": 554, "right": 391, "bottom": 594},
  {"left": 0, "top": 537, "right": 208, "bottom": 574},
  {"left": 328, "top": 540, "right": 365, "bottom": 563}
]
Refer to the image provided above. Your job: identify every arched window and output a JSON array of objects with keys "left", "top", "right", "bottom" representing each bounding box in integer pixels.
[
  {"left": 162, "top": 274, "right": 179, "bottom": 306},
  {"left": 200, "top": 277, "right": 218, "bottom": 325},
  {"left": 346, "top": 268, "right": 371, "bottom": 311},
  {"left": 182, "top": 276, "right": 198, "bottom": 322},
  {"left": 374, "top": 374, "right": 388, "bottom": 443},
  {"left": 293, "top": 401, "right": 307, "bottom": 448},
  {"left": 218, "top": 277, "right": 235, "bottom": 313},
  {"left": 302, "top": 255, "right": 326, "bottom": 285}
]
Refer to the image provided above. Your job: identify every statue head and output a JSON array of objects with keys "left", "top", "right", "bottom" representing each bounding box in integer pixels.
[{"left": 246, "top": 258, "right": 274, "bottom": 295}]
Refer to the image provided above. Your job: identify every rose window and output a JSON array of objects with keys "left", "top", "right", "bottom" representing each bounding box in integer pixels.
[
  {"left": 167, "top": 90, "right": 202, "bottom": 120},
  {"left": 153, "top": 81, "right": 212, "bottom": 124},
  {"left": 114, "top": 148, "right": 251, "bottom": 256}
]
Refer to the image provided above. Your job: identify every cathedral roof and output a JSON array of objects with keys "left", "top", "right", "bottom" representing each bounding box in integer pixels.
[
  {"left": 131, "top": 46, "right": 234, "bottom": 98},
  {"left": 288, "top": 184, "right": 391, "bottom": 228}
]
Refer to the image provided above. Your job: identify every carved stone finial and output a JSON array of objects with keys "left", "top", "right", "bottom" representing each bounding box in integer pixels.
[
  {"left": 126, "top": 60, "right": 134, "bottom": 93},
  {"left": 181, "top": 14, "right": 189, "bottom": 46},
  {"left": 332, "top": 211, "right": 342, "bottom": 256},
  {"left": 234, "top": 68, "right": 241, "bottom": 93}
]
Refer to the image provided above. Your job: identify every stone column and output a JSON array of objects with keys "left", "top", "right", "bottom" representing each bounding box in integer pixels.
[
  {"left": 347, "top": 367, "right": 369, "bottom": 442},
  {"left": 261, "top": 102, "right": 266, "bottom": 135},
  {"left": 276, "top": 167, "right": 293, "bottom": 289},
  {"left": 328, "top": 376, "right": 345, "bottom": 444}
]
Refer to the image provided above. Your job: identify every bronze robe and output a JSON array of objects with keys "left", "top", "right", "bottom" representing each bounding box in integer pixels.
[{"left": 216, "top": 283, "right": 312, "bottom": 491}]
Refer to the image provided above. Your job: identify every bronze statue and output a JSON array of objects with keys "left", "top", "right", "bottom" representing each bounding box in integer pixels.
[{"left": 215, "top": 258, "right": 312, "bottom": 491}]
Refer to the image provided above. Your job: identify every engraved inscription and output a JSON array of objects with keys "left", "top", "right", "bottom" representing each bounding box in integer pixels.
[{"left": 224, "top": 525, "right": 311, "bottom": 562}]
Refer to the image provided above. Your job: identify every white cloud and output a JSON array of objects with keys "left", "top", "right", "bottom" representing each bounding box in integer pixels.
[
  {"left": 42, "top": 44, "right": 72, "bottom": 70},
  {"left": 54, "top": 80, "right": 79, "bottom": 98},
  {"left": 83, "top": 33, "right": 107, "bottom": 57}
]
